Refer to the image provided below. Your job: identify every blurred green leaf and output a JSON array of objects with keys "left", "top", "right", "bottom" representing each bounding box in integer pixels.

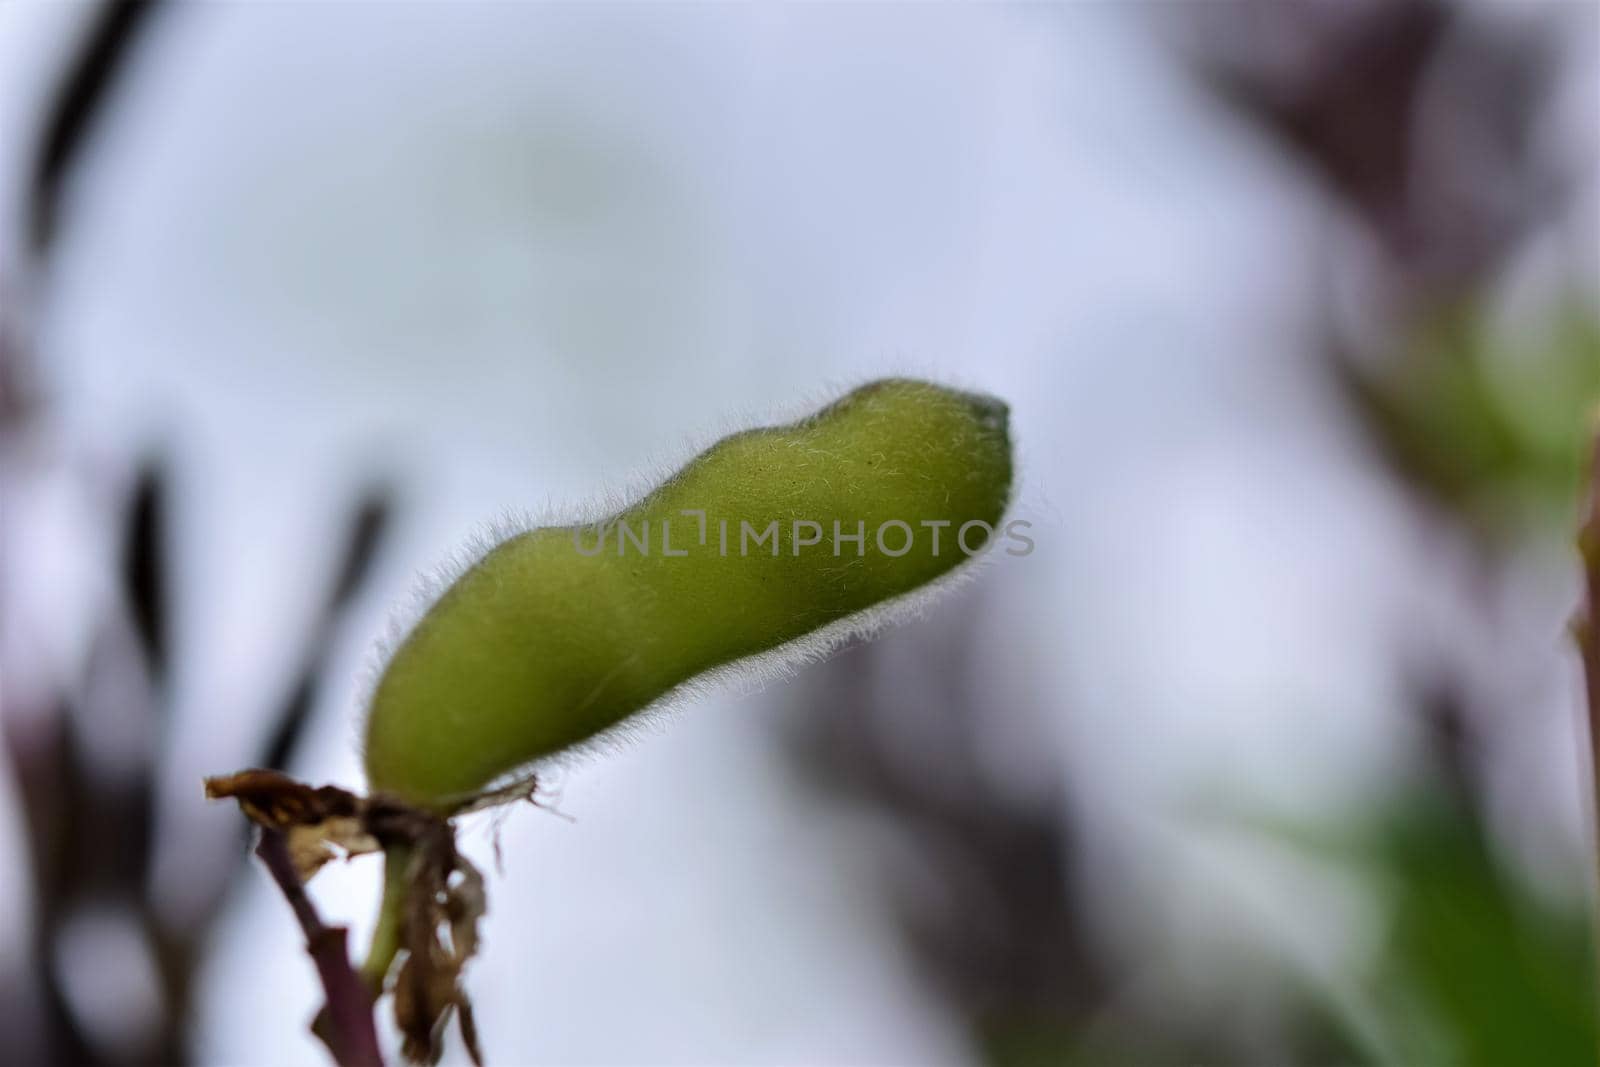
[
  {"left": 1255, "top": 788, "right": 1596, "bottom": 1066},
  {"left": 1337, "top": 303, "right": 1600, "bottom": 532}
]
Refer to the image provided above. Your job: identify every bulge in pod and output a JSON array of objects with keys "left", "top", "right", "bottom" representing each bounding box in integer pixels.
[{"left": 363, "top": 377, "right": 1014, "bottom": 810}]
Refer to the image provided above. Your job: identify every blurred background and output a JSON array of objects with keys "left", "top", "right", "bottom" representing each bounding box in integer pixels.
[{"left": 1, "top": 2, "right": 1597, "bottom": 1064}]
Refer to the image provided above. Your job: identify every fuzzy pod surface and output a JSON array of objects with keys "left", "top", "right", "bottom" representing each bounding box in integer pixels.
[{"left": 364, "top": 378, "right": 1013, "bottom": 809}]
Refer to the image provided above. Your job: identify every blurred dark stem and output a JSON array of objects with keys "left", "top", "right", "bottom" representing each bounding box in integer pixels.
[
  {"left": 28, "top": 0, "right": 166, "bottom": 257},
  {"left": 1198, "top": 0, "right": 1450, "bottom": 259},
  {"left": 122, "top": 463, "right": 168, "bottom": 676},
  {"left": 1187, "top": 0, "right": 1558, "bottom": 305},
  {"left": 1575, "top": 424, "right": 1600, "bottom": 1044},
  {"left": 3, "top": 449, "right": 396, "bottom": 1063},
  {"left": 253, "top": 829, "right": 385, "bottom": 1067},
  {"left": 787, "top": 610, "right": 1126, "bottom": 1061},
  {"left": 263, "top": 492, "right": 394, "bottom": 774},
  {"left": 0, "top": 287, "right": 32, "bottom": 423}
]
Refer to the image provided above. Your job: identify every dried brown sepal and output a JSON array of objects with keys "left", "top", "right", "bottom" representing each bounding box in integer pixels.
[
  {"left": 290, "top": 817, "right": 382, "bottom": 882},
  {"left": 205, "top": 770, "right": 380, "bottom": 881},
  {"left": 393, "top": 820, "right": 489, "bottom": 1065},
  {"left": 205, "top": 768, "right": 362, "bottom": 825},
  {"left": 457, "top": 999, "right": 484, "bottom": 1067},
  {"left": 450, "top": 770, "right": 543, "bottom": 816},
  {"left": 204, "top": 768, "right": 533, "bottom": 1066}
]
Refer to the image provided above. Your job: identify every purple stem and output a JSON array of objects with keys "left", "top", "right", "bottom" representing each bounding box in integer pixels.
[{"left": 254, "top": 829, "right": 385, "bottom": 1067}]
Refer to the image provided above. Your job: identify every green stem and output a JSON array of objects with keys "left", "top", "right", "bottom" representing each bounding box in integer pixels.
[{"left": 361, "top": 842, "right": 412, "bottom": 994}]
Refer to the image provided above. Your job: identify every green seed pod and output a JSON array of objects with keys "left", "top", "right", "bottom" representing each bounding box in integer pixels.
[{"left": 363, "top": 378, "right": 1013, "bottom": 810}]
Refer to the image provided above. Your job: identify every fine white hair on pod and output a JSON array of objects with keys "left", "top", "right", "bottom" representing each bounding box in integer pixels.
[
  {"left": 359, "top": 372, "right": 954, "bottom": 692},
  {"left": 356, "top": 372, "right": 1015, "bottom": 801},
  {"left": 473, "top": 532, "right": 1000, "bottom": 790}
]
